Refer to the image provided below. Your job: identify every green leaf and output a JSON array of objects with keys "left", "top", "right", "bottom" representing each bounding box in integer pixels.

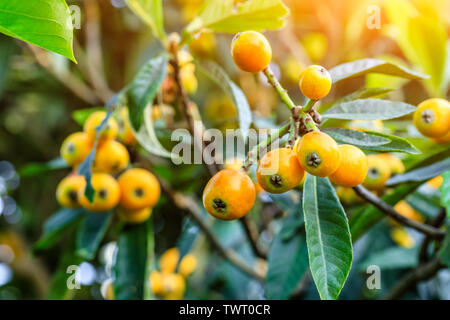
[
  {"left": 72, "top": 107, "right": 104, "bottom": 126},
  {"left": 197, "top": 60, "right": 252, "bottom": 139},
  {"left": 406, "top": 191, "right": 441, "bottom": 220},
  {"left": 329, "top": 58, "right": 428, "bottom": 84},
  {"left": 76, "top": 211, "right": 113, "bottom": 260},
  {"left": 438, "top": 227, "right": 450, "bottom": 267},
  {"left": 387, "top": 159, "right": 450, "bottom": 186},
  {"left": 125, "top": 0, "right": 165, "bottom": 40},
  {"left": 19, "top": 157, "right": 69, "bottom": 177},
  {"left": 359, "top": 131, "right": 420, "bottom": 154},
  {"left": 302, "top": 175, "right": 353, "bottom": 300},
  {"left": 323, "top": 128, "right": 390, "bottom": 147},
  {"left": 349, "top": 182, "right": 421, "bottom": 241},
  {"left": 267, "top": 192, "right": 303, "bottom": 241},
  {"left": 184, "top": 0, "right": 289, "bottom": 37},
  {"left": 113, "top": 221, "right": 153, "bottom": 300},
  {"left": 0, "top": 0, "right": 76, "bottom": 62},
  {"left": 359, "top": 247, "right": 418, "bottom": 271},
  {"left": 441, "top": 171, "right": 450, "bottom": 219},
  {"left": 77, "top": 108, "right": 116, "bottom": 202},
  {"left": 323, "top": 99, "right": 416, "bottom": 121},
  {"left": 127, "top": 54, "right": 168, "bottom": 131},
  {"left": 385, "top": 1, "right": 447, "bottom": 97},
  {"left": 34, "top": 208, "right": 85, "bottom": 251},
  {"left": 265, "top": 212, "right": 308, "bottom": 300},
  {"left": 134, "top": 105, "right": 177, "bottom": 159}
]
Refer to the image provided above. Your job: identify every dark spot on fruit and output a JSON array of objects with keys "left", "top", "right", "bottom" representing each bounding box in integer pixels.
[
  {"left": 270, "top": 174, "right": 283, "bottom": 187},
  {"left": 98, "top": 189, "right": 108, "bottom": 199},
  {"left": 306, "top": 152, "right": 321, "bottom": 168},
  {"left": 68, "top": 190, "right": 78, "bottom": 203},
  {"left": 134, "top": 188, "right": 144, "bottom": 197},
  {"left": 212, "top": 198, "right": 227, "bottom": 213}
]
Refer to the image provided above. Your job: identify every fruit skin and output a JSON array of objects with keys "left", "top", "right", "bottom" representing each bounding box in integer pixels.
[
  {"left": 362, "top": 155, "right": 391, "bottom": 191},
  {"left": 295, "top": 131, "right": 341, "bottom": 177},
  {"left": 329, "top": 145, "right": 368, "bottom": 187},
  {"left": 56, "top": 175, "right": 86, "bottom": 208},
  {"left": 393, "top": 200, "right": 425, "bottom": 225},
  {"left": 78, "top": 173, "right": 121, "bottom": 212},
  {"left": 60, "top": 132, "right": 93, "bottom": 167},
  {"left": 179, "top": 254, "right": 197, "bottom": 278},
  {"left": 298, "top": 65, "right": 332, "bottom": 100},
  {"left": 432, "top": 130, "right": 450, "bottom": 144},
  {"left": 224, "top": 157, "right": 244, "bottom": 171},
  {"left": 257, "top": 147, "right": 304, "bottom": 193},
  {"left": 118, "top": 168, "right": 161, "bottom": 210},
  {"left": 413, "top": 98, "right": 450, "bottom": 138},
  {"left": 231, "top": 31, "right": 272, "bottom": 73},
  {"left": 336, "top": 186, "right": 363, "bottom": 205},
  {"left": 159, "top": 248, "right": 180, "bottom": 274},
  {"left": 390, "top": 227, "right": 415, "bottom": 248},
  {"left": 117, "top": 107, "right": 136, "bottom": 145},
  {"left": 162, "top": 273, "right": 186, "bottom": 300},
  {"left": 202, "top": 169, "right": 256, "bottom": 220},
  {"left": 426, "top": 175, "right": 443, "bottom": 189},
  {"left": 150, "top": 270, "right": 164, "bottom": 296},
  {"left": 117, "top": 207, "right": 152, "bottom": 224},
  {"left": 379, "top": 154, "right": 405, "bottom": 175},
  {"left": 94, "top": 139, "right": 130, "bottom": 174},
  {"left": 83, "top": 111, "right": 119, "bottom": 141}
]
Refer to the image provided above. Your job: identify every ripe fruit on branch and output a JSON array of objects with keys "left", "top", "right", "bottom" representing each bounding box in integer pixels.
[
  {"left": 256, "top": 147, "right": 304, "bottom": 193},
  {"left": 298, "top": 65, "right": 332, "bottom": 100},
  {"left": 56, "top": 175, "right": 86, "bottom": 208},
  {"left": 60, "top": 132, "right": 93, "bottom": 167},
  {"left": 83, "top": 111, "right": 119, "bottom": 141},
  {"left": 116, "top": 107, "right": 136, "bottom": 145},
  {"left": 117, "top": 206, "right": 152, "bottom": 224},
  {"left": 94, "top": 139, "right": 130, "bottom": 174},
  {"left": 413, "top": 98, "right": 450, "bottom": 138},
  {"left": 362, "top": 155, "right": 391, "bottom": 191},
  {"left": 295, "top": 131, "right": 341, "bottom": 177},
  {"left": 78, "top": 173, "right": 121, "bottom": 212},
  {"left": 329, "top": 145, "right": 368, "bottom": 187},
  {"left": 202, "top": 169, "right": 256, "bottom": 220},
  {"left": 118, "top": 168, "right": 161, "bottom": 210},
  {"left": 379, "top": 154, "right": 405, "bottom": 175},
  {"left": 231, "top": 31, "right": 272, "bottom": 73}
]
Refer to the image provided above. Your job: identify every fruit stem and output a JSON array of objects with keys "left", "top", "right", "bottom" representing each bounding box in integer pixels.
[
  {"left": 262, "top": 67, "right": 296, "bottom": 110},
  {"left": 243, "top": 122, "right": 291, "bottom": 171},
  {"left": 303, "top": 98, "right": 316, "bottom": 113}
]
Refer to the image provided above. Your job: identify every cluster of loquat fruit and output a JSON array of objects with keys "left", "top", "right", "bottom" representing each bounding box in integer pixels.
[
  {"left": 56, "top": 109, "right": 161, "bottom": 223},
  {"left": 202, "top": 30, "right": 450, "bottom": 222},
  {"left": 150, "top": 248, "right": 197, "bottom": 300}
]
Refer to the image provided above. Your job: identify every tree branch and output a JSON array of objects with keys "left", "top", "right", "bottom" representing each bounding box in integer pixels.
[
  {"left": 353, "top": 185, "right": 446, "bottom": 239},
  {"left": 419, "top": 208, "right": 447, "bottom": 264},
  {"left": 240, "top": 215, "right": 267, "bottom": 259},
  {"left": 383, "top": 257, "right": 444, "bottom": 300}
]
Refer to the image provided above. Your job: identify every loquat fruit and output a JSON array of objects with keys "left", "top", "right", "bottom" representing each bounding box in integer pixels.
[
  {"left": 329, "top": 145, "right": 368, "bottom": 187},
  {"left": 118, "top": 168, "right": 161, "bottom": 210},
  {"left": 231, "top": 31, "right": 272, "bottom": 73}
]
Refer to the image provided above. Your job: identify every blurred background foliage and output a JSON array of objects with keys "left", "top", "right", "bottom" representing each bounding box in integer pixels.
[{"left": 0, "top": 0, "right": 449, "bottom": 299}]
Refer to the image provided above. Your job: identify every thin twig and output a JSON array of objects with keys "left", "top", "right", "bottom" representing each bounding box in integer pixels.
[
  {"left": 418, "top": 208, "right": 447, "bottom": 264},
  {"left": 240, "top": 215, "right": 267, "bottom": 259},
  {"left": 383, "top": 257, "right": 443, "bottom": 300},
  {"left": 353, "top": 185, "right": 446, "bottom": 239},
  {"left": 263, "top": 67, "right": 296, "bottom": 110},
  {"left": 83, "top": 0, "right": 114, "bottom": 102},
  {"left": 159, "top": 179, "right": 265, "bottom": 282}
]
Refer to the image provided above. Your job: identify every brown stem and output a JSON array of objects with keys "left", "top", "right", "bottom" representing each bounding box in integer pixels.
[
  {"left": 418, "top": 208, "right": 447, "bottom": 264},
  {"left": 383, "top": 257, "right": 443, "bottom": 300},
  {"left": 353, "top": 185, "right": 446, "bottom": 239},
  {"left": 240, "top": 215, "right": 267, "bottom": 259}
]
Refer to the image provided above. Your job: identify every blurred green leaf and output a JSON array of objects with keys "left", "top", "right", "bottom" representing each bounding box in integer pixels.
[
  {"left": 302, "top": 175, "right": 352, "bottom": 300},
  {"left": 197, "top": 60, "right": 252, "bottom": 140},
  {"left": 329, "top": 58, "right": 428, "bottom": 84},
  {"left": 406, "top": 191, "right": 441, "bottom": 220},
  {"left": 34, "top": 208, "right": 85, "bottom": 251},
  {"left": 76, "top": 211, "right": 113, "bottom": 260},
  {"left": 441, "top": 171, "right": 450, "bottom": 219},
  {"left": 323, "top": 128, "right": 390, "bottom": 147},
  {"left": 359, "top": 247, "right": 418, "bottom": 271},
  {"left": 267, "top": 191, "right": 303, "bottom": 241},
  {"left": 265, "top": 208, "right": 308, "bottom": 300},
  {"left": 184, "top": 0, "right": 289, "bottom": 38},
  {"left": 323, "top": 99, "right": 416, "bottom": 121},
  {"left": 20, "top": 157, "right": 69, "bottom": 177},
  {"left": 114, "top": 220, "right": 153, "bottom": 300},
  {"left": 438, "top": 227, "right": 450, "bottom": 267},
  {"left": 127, "top": 54, "right": 168, "bottom": 131},
  {"left": 360, "top": 131, "right": 420, "bottom": 154},
  {"left": 0, "top": 35, "right": 16, "bottom": 98},
  {"left": 387, "top": 159, "right": 450, "bottom": 186},
  {"left": 125, "top": 0, "right": 165, "bottom": 40},
  {"left": 72, "top": 107, "right": 104, "bottom": 126},
  {"left": 0, "top": 0, "right": 76, "bottom": 62}
]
